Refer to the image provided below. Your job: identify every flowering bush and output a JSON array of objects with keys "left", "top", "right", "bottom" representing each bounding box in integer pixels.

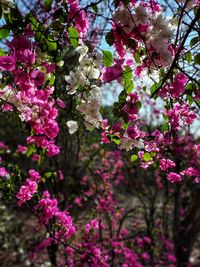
[{"left": 0, "top": 0, "right": 200, "bottom": 266}]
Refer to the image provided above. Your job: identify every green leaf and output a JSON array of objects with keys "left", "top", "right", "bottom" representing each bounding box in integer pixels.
[
  {"left": 49, "top": 74, "right": 55, "bottom": 85},
  {"left": 46, "top": 38, "right": 57, "bottom": 52},
  {"left": 122, "top": 66, "right": 133, "bottom": 93},
  {"left": 136, "top": 101, "right": 142, "bottom": 109},
  {"left": 105, "top": 31, "right": 115, "bottom": 46},
  {"left": 131, "top": 155, "right": 138, "bottom": 162},
  {"left": 44, "top": 172, "right": 54, "bottom": 178},
  {"left": 102, "top": 50, "right": 113, "bottom": 67},
  {"left": 91, "top": 4, "right": 98, "bottom": 13},
  {"left": 44, "top": 0, "right": 52, "bottom": 11},
  {"left": 185, "top": 82, "right": 197, "bottom": 91},
  {"left": 184, "top": 52, "right": 192, "bottom": 63},
  {"left": 111, "top": 136, "right": 120, "bottom": 145},
  {"left": 118, "top": 90, "right": 126, "bottom": 102},
  {"left": 123, "top": 79, "right": 134, "bottom": 93},
  {"left": 0, "top": 28, "right": 10, "bottom": 40},
  {"left": 163, "top": 114, "right": 168, "bottom": 122},
  {"left": 26, "top": 144, "right": 36, "bottom": 157},
  {"left": 0, "top": 49, "right": 6, "bottom": 56},
  {"left": 127, "top": 39, "right": 137, "bottom": 50},
  {"left": 68, "top": 27, "right": 79, "bottom": 48},
  {"left": 122, "top": 66, "right": 132, "bottom": 79},
  {"left": 150, "top": 81, "right": 162, "bottom": 98},
  {"left": 190, "top": 36, "right": 199, "bottom": 48},
  {"left": 161, "top": 123, "right": 169, "bottom": 132},
  {"left": 143, "top": 152, "right": 152, "bottom": 162},
  {"left": 194, "top": 54, "right": 200, "bottom": 65},
  {"left": 134, "top": 52, "right": 141, "bottom": 63},
  {"left": 187, "top": 95, "right": 194, "bottom": 105}
]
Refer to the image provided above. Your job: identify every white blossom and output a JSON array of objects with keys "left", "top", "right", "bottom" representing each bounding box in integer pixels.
[
  {"left": 114, "top": 7, "right": 134, "bottom": 34},
  {"left": 135, "top": 6, "right": 148, "bottom": 24},
  {"left": 66, "top": 120, "right": 78, "bottom": 134}
]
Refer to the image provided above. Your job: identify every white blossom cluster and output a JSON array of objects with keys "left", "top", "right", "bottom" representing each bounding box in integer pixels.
[
  {"left": 114, "top": 6, "right": 149, "bottom": 34},
  {"left": 77, "top": 84, "right": 102, "bottom": 130},
  {"left": 65, "top": 44, "right": 102, "bottom": 132},
  {"left": 65, "top": 44, "right": 101, "bottom": 94},
  {"left": 114, "top": 5, "right": 174, "bottom": 66},
  {"left": 177, "top": 0, "right": 196, "bottom": 9},
  {"left": 148, "top": 12, "right": 174, "bottom": 66}
]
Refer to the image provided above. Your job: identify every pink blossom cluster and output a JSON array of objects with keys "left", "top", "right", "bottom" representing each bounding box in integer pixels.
[
  {"left": 0, "top": 142, "right": 9, "bottom": 178},
  {"left": 112, "top": 0, "right": 174, "bottom": 70},
  {"left": 16, "top": 170, "right": 41, "bottom": 206},
  {"left": 123, "top": 93, "right": 140, "bottom": 121},
  {"left": 67, "top": 0, "right": 90, "bottom": 37},
  {"left": 165, "top": 103, "right": 197, "bottom": 131},
  {"left": 0, "top": 166, "right": 9, "bottom": 178},
  {"left": 36, "top": 190, "right": 75, "bottom": 239},
  {"left": 159, "top": 73, "right": 188, "bottom": 99},
  {"left": 0, "top": 34, "right": 61, "bottom": 157}
]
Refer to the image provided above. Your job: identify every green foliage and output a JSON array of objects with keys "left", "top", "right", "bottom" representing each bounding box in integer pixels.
[
  {"left": 105, "top": 31, "right": 115, "bottom": 46},
  {"left": 194, "top": 54, "right": 200, "bottom": 65},
  {"left": 131, "top": 154, "right": 138, "bottom": 162},
  {"left": 184, "top": 52, "right": 193, "bottom": 63},
  {"left": 68, "top": 27, "right": 79, "bottom": 48},
  {"left": 26, "top": 144, "right": 36, "bottom": 157},
  {"left": 102, "top": 50, "right": 113, "bottom": 67},
  {"left": 0, "top": 28, "right": 10, "bottom": 40},
  {"left": 91, "top": 4, "right": 98, "bottom": 13},
  {"left": 143, "top": 152, "right": 152, "bottom": 162},
  {"left": 134, "top": 52, "right": 141, "bottom": 64},
  {"left": 150, "top": 81, "right": 162, "bottom": 98},
  {"left": 190, "top": 36, "right": 199, "bottom": 48},
  {"left": 127, "top": 39, "right": 137, "bottom": 50},
  {"left": 122, "top": 66, "right": 134, "bottom": 93},
  {"left": 44, "top": 0, "right": 53, "bottom": 11}
]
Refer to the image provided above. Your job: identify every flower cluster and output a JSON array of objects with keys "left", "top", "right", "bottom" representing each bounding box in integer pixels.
[
  {"left": 65, "top": 44, "right": 103, "bottom": 129},
  {"left": 0, "top": 34, "right": 61, "bottom": 157},
  {"left": 68, "top": 0, "right": 90, "bottom": 37},
  {"left": 16, "top": 170, "right": 41, "bottom": 206},
  {"left": 165, "top": 103, "right": 197, "bottom": 131},
  {"left": 113, "top": 1, "right": 174, "bottom": 68},
  {"left": 36, "top": 190, "right": 75, "bottom": 239}
]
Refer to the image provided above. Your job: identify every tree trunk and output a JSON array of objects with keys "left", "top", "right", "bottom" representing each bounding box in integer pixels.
[{"left": 175, "top": 190, "right": 200, "bottom": 266}]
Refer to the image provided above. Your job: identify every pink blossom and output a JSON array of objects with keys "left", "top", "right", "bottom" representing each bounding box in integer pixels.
[
  {"left": 194, "top": 144, "right": 200, "bottom": 157},
  {"left": 167, "top": 255, "right": 177, "bottom": 263},
  {"left": 102, "top": 61, "right": 123, "bottom": 83},
  {"left": 0, "top": 167, "right": 9, "bottom": 177},
  {"left": 32, "top": 154, "right": 40, "bottom": 162},
  {"left": 141, "top": 252, "right": 150, "bottom": 261},
  {"left": 143, "top": 236, "right": 151, "bottom": 244},
  {"left": 127, "top": 126, "right": 140, "bottom": 139},
  {"left": 17, "top": 145, "right": 27, "bottom": 154},
  {"left": 29, "top": 170, "right": 41, "bottom": 182},
  {"left": 171, "top": 73, "right": 188, "bottom": 98},
  {"left": 160, "top": 159, "right": 175, "bottom": 171},
  {"left": 0, "top": 56, "right": 16, "bottom": 71},
  {"left": 167, "top": 172, "right": 182, "bottom": 183},
  {"left": 16, "top": 179, "right": 37, "bottom": 206},
  {"left": 2, "top": 104, "right": 13, "bottom": 111},
  {"left": 0, "top": 141, "right": 8, "bottom": 150},
  {"left": 57, "top": 170, "right": 64, "bottom": 181},
  {"left": 47, "top": 144, "right": 60, "bottom": 157},
  {"left": 181, "top": 167, "right": 199, "bottom": 177}
]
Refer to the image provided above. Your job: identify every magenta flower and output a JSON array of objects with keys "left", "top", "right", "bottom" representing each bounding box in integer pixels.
[
  {"left": 16, "top": 179, "right": 37, "bottom": 206},
  {"left": 160, "top": 159, "right": 175, "bottom": 171},
  {"left": 167, "top": 172, "right": 182, "bottom": 183},
  {"left": 0, "top": 167, "right": 9, "bottom": 177},
  {"left": 0, "top": 56, "right": 16, "bottom": 71}
]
